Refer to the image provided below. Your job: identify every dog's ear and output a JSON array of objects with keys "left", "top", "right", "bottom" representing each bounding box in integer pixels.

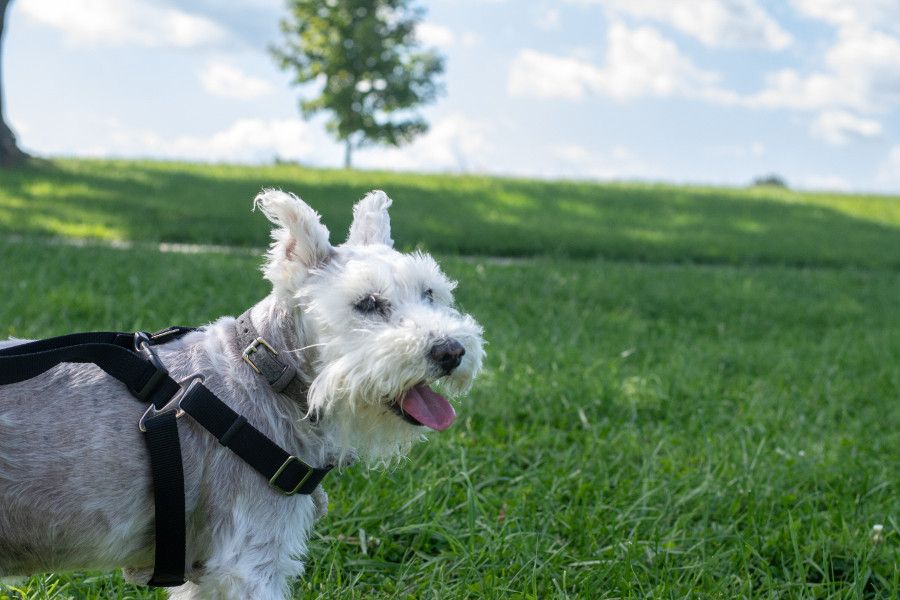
[
  {"left": 254, "top": 189, "right": 333, "bottom": 296},
  {"left": 345, "top": 190, "right": 394, "bottom": 247}
]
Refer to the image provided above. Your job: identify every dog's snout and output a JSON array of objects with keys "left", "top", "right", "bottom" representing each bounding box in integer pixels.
[{"left": 430, "top": 339, "right": 465, "bottom": 373}]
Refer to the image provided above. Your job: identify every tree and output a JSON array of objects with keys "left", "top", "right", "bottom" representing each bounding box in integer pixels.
[
  {"left": 751, "top": 174, "right": 788, "bottom": 189},
  {"left": 271, "top": 0, "right": 444, "bottom": 169},
  {"left": 0, "top": 0, "right": 28, "bottom": 167}
]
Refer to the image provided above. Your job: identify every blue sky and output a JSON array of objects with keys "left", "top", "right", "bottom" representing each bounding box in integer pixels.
[{"left": 4, "top": 0, "right": 900, "bottom": 193}]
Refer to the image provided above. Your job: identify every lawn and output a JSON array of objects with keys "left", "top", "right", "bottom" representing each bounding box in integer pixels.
[
  {"left": 0, "top": 159, "right": 898, "bottom": 268},
  {"left": 0, "top": 160, "right": 897, "bottom": 599}
]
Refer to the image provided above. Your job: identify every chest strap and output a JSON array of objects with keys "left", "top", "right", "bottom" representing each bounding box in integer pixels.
[{"left": 0, "top": 324, "right": 332, "bottom": 587}]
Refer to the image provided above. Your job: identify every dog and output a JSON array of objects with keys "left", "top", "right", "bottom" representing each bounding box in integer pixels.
[{"left": 0, "top": 190, "right": 485, "bottom": 599}]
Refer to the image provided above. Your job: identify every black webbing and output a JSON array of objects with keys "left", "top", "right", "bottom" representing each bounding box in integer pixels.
[
  {"left": 0, "top": 328, "right": 192, "bottom": 587},
  {"left": 0, "top": 331, "right": 133, "bottom": 354},
  {"left": 0, "top": 325, "right": 329, "bottom": 588},
  {"left": 142, "top": 410, "right": 186, "bottom": 587},
  {"left": 0, "top": 331, "right": 184, "bottom": 408},
  {"left": 179, "top": 383, "right": 332, "bottom": 495}
]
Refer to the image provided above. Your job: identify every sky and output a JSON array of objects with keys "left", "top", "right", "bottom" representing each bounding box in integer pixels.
[{"left": 4, "top": 0, "right": 900, "bottom": 193}]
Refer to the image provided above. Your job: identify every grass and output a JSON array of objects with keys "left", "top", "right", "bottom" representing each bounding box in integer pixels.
[
  {"left": 0, "top": 159, "right": 898, "bottom": 268},
  {"left": 0, "top": 159, "right": 898, "bottom": 599}
]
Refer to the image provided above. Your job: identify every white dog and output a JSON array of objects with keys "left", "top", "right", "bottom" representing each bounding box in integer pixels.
[{"left": 0, "top": 190, "right": 485, "bottom": 599}]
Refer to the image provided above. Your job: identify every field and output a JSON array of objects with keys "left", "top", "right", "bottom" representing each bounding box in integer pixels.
[{"left": 0, "top": 159, "right": 898, "bottom": 599}]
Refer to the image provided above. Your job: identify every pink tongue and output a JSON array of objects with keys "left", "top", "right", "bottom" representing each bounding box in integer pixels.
[{"left": 400, "top": 384, "right": 456, "bottom": 431}]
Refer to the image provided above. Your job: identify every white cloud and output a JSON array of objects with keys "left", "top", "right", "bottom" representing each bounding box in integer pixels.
[
  {"left": 798, "top": 174, "right": 852, "bottom": 192},
  {"left": 356, "top": 115, "right": 493, "bottom": 172},
  {"left": 571, "top": 0, "right": 792, "bottom": 50},
  {"left": 747, "top": 69, "right": 843, "bottom": 111},
  {"left": 18, "top": 0, "right": 228, "bottom": 48},
  {"left": 459, "top": 32, "right": 480, "bottom": 47},
  {"left": 551, "top": 145, "right": 618, "bottom": 179},
  {"left": 548, "top": 144, "right": 647, "bottom": 180},
  {"left": 740, "top": 6, "right": 900, "bottom": 151},
  {"left": 534, "top": 8, "right": 562, "bottom": 31},
  {"left": 508, "top": 49, "right": 603, "bottom": 101},
  {"left": 32, "top": 112, "right": 491, "bottom": 173},
  {"left": 200, "top": 62, "right": 273, "bottom": 100},
  {"left": 416, "top": 22, "right": 456, "bottom": 48},
  {"left": 877, "top": 145, "right": 900, "bottom": 184},
  {"left": 611, "top": 145, "right": 633, "bottom": 160},
  {"left": 415, "top": 22, "right": 478, "bottom": 48},
  {"left": 746, "top": 29, "right": 900, "bottom": 113},
  {"left": 743, "top": 1, "right": 900, "bottom": 117},
  {"left": 521, "top": 0, "right": 900, "bottom": 143},
  {"left": 791, "top": 0, "right": 900, "bottom": 36},
  {"left": 508, "top": 23, "right": 733, "bottom": 102},
  {"left": 175, "top": 119, "right": 336, "bottom": 163},
  {"left": 167, "top": 119, "right": 324, "bottom": 162},
  {"left": 69, "top": 117, "right": 336, "bottom": 164},
  {"left": 713, "top": 142, "right": 766, "bottom": 158},
  {"left": 809, "top": 110, "right": 881, "bottom": 145}
]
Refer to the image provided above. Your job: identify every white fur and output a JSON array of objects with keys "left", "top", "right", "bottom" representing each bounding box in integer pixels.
[
  {"left": 0, "top": 190, "right": 485, "bottom": 599},
  {"left": 254, "top": 189, "right": 333, "bottom": 301},
  {"left": 346, "top": 190, "right": 393, "bottom": 247}
]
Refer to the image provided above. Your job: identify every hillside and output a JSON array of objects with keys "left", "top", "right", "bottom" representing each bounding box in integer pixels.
[{"left": 1, "top": 159, "right": 898, "bottom": 268}]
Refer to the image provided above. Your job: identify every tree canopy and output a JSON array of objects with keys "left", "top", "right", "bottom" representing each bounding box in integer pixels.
[{"left": 271, "top": 0, "right": 444, "bottom": 168}]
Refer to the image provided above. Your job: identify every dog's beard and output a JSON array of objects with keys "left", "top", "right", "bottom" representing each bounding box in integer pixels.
[
  {"left": 296, "top": 293, "right": 485, "bottom": 464},
  {"left": 306, "top": 349, "right": 479, "bottom": 465}
]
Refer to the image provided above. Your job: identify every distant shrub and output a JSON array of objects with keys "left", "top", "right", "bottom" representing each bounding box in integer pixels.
[
  {"left": 751, "top": 174, "right": 789, "bottom": 189},
  {"left": 273, "top": 156, "right": 305, "bottom": 167}
]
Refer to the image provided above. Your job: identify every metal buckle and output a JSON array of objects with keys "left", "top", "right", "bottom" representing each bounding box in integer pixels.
[
  {"left": 134, "top": 331, "right": 169, "bottom": 400},
  {"left": 135, "top": 332, "right": 164, "bottom": 367},
  {"left": 149, "top": 327, "right": 183, "bottom": 343},
  {"left": 139, "top": 373, "right": 204, "bottom": 432},
  {"left": 268, "top": 455, "right": 313, "bottom": 495},
  {"left": 242, "top": 337, "right": 278, "bottom": 374}
]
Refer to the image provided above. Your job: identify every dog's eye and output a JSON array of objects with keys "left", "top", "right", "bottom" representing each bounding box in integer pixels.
[
  {"left": 423, "top": 288, "right": 434, "bottom": 303},
  {"left": 354, "top": 294, "right": 388, "bottom": 316}
]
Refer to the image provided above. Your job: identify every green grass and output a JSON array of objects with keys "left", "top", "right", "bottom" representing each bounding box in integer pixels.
[
  {"left": 0, "top": 159, "right": 898, "bottom": 598},
  {"left": 0, "top": 159, "right": 898, "bottom": 268}
]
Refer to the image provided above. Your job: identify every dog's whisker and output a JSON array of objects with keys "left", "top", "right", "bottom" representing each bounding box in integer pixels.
[{"left": 285, "top": 342, "right": 330, "bottom": 353}]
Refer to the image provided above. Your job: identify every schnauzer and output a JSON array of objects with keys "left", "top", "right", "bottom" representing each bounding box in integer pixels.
[{"left": 0, "top": 190, "right": 485, "bottom": 599}]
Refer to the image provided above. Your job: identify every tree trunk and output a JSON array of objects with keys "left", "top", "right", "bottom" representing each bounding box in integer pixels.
[
  {"left": 0, "top": 0, "right": 28, "bottom": 167},
  {"left": 344, "top": 138, "right": 352, "bottom": 169}
]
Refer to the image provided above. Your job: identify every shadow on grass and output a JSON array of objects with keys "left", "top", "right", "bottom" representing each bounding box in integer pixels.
[{"left": 0, "top": 159, "right": 897, "bottom": 269}]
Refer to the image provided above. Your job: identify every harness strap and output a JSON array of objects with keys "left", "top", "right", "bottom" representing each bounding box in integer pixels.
[
  {"left": 0, "top": 323, "right": 332, "bottom": 587},
  {"left": 0, "top": 329, "right": 195, "bottom": 408},
  {"left": 179, "top": 383, "right": 331, "bottom": 495},
  {"left": 1, "top": 328, "right": 195, "bottom": 587},
  {"left": 142, "top": 410, "right": 187, "bottom": 586}
]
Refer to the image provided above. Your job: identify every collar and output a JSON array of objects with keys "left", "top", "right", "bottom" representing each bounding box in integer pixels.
[{"left": 234, "top": 307, "right": 313, "bottom": 419}]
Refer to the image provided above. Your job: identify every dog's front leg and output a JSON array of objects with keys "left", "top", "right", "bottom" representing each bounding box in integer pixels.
[{"left": 168, "top": 492, "right": 318, "bottom": 600}]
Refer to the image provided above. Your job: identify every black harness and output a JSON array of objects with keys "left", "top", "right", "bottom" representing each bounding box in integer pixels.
[{"left": 0, "top": 323, "right": 332, "bottom": 587}]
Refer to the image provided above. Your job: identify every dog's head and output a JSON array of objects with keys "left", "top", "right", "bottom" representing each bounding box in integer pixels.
[{"left": 254, "top": 189, "right": 485, "bottom": 463}]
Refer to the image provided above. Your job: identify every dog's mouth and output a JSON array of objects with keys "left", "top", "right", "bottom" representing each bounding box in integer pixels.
[{"left": 391, "top": 383, "right": 456, "bottom": 431}]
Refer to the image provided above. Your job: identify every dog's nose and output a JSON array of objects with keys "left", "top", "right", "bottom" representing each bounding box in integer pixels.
[{"left": 430, "top": 339, "right": 465, "bottom": 373}]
